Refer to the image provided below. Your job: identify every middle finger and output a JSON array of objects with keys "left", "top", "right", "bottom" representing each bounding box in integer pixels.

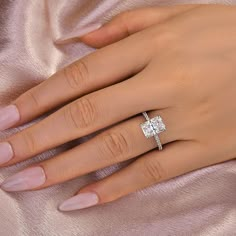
[{"left": 0, "top": 69, "right": 169, "bottom": 167}]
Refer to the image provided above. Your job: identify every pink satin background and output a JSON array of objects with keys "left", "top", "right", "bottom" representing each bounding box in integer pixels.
[{"left": 0, "top": 0, "right": 235, "bottom": 235}]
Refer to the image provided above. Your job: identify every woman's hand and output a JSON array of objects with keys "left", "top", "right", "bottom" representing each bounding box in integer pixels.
[{"left": 0, "top": 4, "right": 236, "bottom": 211}]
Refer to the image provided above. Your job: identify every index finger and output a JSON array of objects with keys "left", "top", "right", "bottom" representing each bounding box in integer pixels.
[{"left": 0, "top": 28, "right": 153, "bottom": 131}]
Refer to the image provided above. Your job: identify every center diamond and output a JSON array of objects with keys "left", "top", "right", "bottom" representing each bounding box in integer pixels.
[{"left": 140, "top": 116, "right": 166, "bottom": 138}]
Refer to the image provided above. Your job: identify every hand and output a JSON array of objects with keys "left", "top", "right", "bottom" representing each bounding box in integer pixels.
[{"left": 0, "top": 4, "right": 235, "bottom": 212}]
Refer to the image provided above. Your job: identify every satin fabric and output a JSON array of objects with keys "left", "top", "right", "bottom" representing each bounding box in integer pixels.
[{"left": 0, "top": 0, "right": 235, "bottom": 235}]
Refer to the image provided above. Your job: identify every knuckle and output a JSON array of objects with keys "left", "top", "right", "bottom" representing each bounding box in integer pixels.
[
  {"left": 21, "top": 131, "right": 38, "bottom": 154},
  {"left": 150, "top": 25, "right": 178, "bottom": 50},
  {"left": 142, "top": 157, "right": 165, "bottom": 183},
  {"left": 63, "top": 59, "right": 89, "bottom": 90},
  {"left": 64, "top": 96, "right": 96, "bottom": 130},
  {"left": 100, "top": 131, "right": 130, "bottom": 161},
  {"left": 75, "top": 97, "right": 96, "bottom": 128},
  {"left": 24, "top": 90, "right": 41, "bottom": 109}
]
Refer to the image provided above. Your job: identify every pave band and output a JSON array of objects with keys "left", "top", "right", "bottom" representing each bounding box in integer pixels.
[{"left": 140, "top": 112, "right": 166, "bottom": 150}]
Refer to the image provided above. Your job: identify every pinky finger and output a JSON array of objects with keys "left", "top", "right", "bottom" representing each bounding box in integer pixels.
[{"left": 58, "top": 140, "right": 207, "bottom": 212}]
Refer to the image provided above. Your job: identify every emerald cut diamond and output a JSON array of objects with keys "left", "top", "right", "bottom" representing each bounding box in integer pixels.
[{"left": 140, "top": 116, "right": 166, "bottom": 138}]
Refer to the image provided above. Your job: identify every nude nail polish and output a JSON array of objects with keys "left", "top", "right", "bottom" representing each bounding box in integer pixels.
[
  {"left": 58, "top": 192, "right": 99, "bottom": 211},
  {"left": 0, "top": 142, "right": 14, "bottom": 165},
  {"left": 55, "top": 23, "right": 102, "bottom": 44},
  {"left": 0, "top": 166, "right": 46, "bottom": 192},
  {"left": 0, "top": 104, "right": 20, "bottom": 131}
]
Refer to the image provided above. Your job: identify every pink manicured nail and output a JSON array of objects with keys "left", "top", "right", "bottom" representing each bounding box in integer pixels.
[
  {"left": 55, "top": 23, "right": 102, "bottom": 44},
  {"left": 0, "top": 104, "right": 20, "bottom": 131},
  {"left": 0, "top": 166, "right": 46, "bottom": 192},
  {"left": 0, "top": 142, "right": 14, "bottom": 165},
  {"left": 58, "top": 192, "right": 99, "bottom": 211}
]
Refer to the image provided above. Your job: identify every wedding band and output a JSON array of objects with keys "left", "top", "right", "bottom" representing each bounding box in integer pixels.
[{"left": 140, "top": 112, "right": 166, "bottom": 150}]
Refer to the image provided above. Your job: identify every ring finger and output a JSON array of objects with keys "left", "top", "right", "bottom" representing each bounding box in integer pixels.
[{"left": 0, "top": 108, "right": 179, "bottom": 191}]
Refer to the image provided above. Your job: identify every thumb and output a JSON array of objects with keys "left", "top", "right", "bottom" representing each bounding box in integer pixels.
[{"left": 80, "top": 5, "right": 199, "bottom": 48}]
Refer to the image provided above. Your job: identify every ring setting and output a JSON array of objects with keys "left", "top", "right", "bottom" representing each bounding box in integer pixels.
[{"left": 140, "top": 112, "right": 166, "bottom": 150}]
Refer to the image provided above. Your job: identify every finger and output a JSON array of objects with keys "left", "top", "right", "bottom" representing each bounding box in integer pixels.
[
  {"left": 0, "top": 66, "right": 172, "bottom": 167},
  {"left": 58, "top": 141, "right": 212, "bottom": 211},
  {"left": 1, "top": 28, "right": 152, "bottom": 131},
  {"left": 80, "top": 5, "right": 200, "bottom": 48},
  {"left": 0, "top": 108, "right": 177, "bottom": 192}
]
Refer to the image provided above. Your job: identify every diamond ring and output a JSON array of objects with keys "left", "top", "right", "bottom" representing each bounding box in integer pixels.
[{"left": 140, "top": 112, "right": 166, "bottom": 150}]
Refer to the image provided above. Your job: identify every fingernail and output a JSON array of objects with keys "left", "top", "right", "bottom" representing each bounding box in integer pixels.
[
  {"left": 0, "top": 142, "right": 14, "bottom": 165},
  {"left": 1, "top": 166, "right": 46, "bottom": 192},
  {"left": 58, "top": 192, "right": 99, "bottom": 211},
  {"left": 55, "top": 23, "right": 102, "bottom": 44},
  {"left": 0, "top": 104, "right": 20, "bottom": 131}
]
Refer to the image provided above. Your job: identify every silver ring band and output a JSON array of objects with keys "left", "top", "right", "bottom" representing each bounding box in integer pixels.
[{"left": 140, "top": 112, "right": 166, "bottom": 151}]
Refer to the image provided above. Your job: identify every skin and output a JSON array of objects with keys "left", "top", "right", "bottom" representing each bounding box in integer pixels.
[{"left": 0, "top": 4, "right": 236, "bottom": 209}]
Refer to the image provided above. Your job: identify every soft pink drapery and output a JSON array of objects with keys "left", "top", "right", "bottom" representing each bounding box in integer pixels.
[{"left": 0, "top": 1, "right": 235, "bottom": 235}]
